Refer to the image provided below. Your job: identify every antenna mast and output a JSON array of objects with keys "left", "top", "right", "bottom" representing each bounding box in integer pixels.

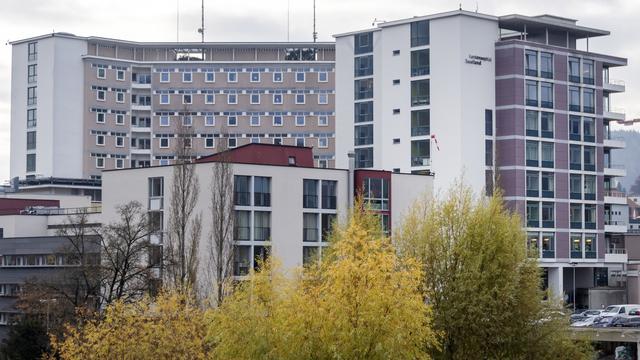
[
  {"left": 313, "top": 0, "right": 317, "bottom": 42},
  {"left": 199, "top": 0, "right": 205, "bottom": 42}
]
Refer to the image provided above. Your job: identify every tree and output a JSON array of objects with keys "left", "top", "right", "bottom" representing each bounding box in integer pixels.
[
  {"left": 395, "top": 187, "right": 591, "bottom": 360},
  {"left": 0, "top": 316, "right": 50, "bottom": 360},
  {"left": 209, "top": 203, "right": 438, "bottom": 359},
  {"left": 48, "top": 291, "right": 211, "bottom": 359},
  {"left": 165, "top": 121, "right": 202, "bottom": 294},
  {"left": 630, "top": 174, "right": 640, "bottom": 195}
]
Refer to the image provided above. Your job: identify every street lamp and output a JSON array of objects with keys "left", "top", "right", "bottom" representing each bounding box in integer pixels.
[{"left": 570, "top": 262, "right": 577, "bottom": 312}]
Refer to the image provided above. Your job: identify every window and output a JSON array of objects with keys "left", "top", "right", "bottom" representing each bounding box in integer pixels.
[
  {"left": 97, "top": 67, "right": 106, "bottom": 79},
  {"left": 318, "top": 115, "right": 328, "bottom": 126},
  {"left": 26, "top": 131, "right": 36, "bottom": 150},
  {"left": 541, "top": 172, "right": 554, "bottom": 198},
  {"left": 303, "top": 213, "right": 319, "bottom": 242},
  {"left": 541, "top": 202, "right": 554, "bottom": 228},
  {"left": 527, "top": 232, "right": 540, "bottom": 256},
  {"left": 542, "top": 233, "right": 555, "bottom": 258},
  {"left": 362, "top": 177, "right": 389, "bottom": 210},
  {"left": 272, "top": 115, "right": 283, "bottom": 126},
  {"left": 583, "top": 117, "right": 595, "bottom": 142},
  {"left": 27, "top": 42, "right": 37, "bottom": 61},
  {"left": 296, "top": 137, "right": 305, "bottom": 147},
  {"left": 584, "top": 175, "right": 596, "bottom": 200},
  {"left": 295, "top": 115, "right": 305, "bottom": 126},
  {"left": 585, "top": 235, "right": 596, "bottom": 258},
  {"left": 411, "top": 110, "right": 430, "bottom": 136},
  {"left": 228, "top": 93, "right": 237, "bottom": 104},
  {"left": 27, "top": 87, "right": 37, "bottom": 105},
  {"left": 571, "top": 234, "right": 583, "bottom": 258},
  {"left": 160, "top": 72, "right": 170, "bottom": 82},
  {"left": 27, "top": 109, "right": 36, "bottom": 128},
  {"left": 160, "top": 115, "right": 170, "bottom": 127},
  {"left": 583, "top": 88, "right": 595, "bottom": 113},
  {"left": 205, "top": 115, "right": 215, "bottom": 126},
  {"left": 525, "top": 50, "right": 538, "bottom": 76},
  {"left": 115, "top": 158, "right": 124, "bottom": 169},
  {"left": 355, "top": 101, "right": 373, "bottom": 123},
  {"left": 526, "top": 171, "right": 539, "bottom": 197},
  {"left": 250, "top": 115, "right": 260, "bottom": 126},
  {"left": 303, "top": 179, "right": 319, "bottom": 208},
  {"left": 569, "top": 115, "right": 581, "bottom": 141},
  {"left": 540, "top": 112, "right": 553, "bottom": 138},
  {"left": 321, "top": 214, "right": 335, "bottom": 241},
  {"left": 411, "top": 140, "right": 430, "bottom": 166},
  {"left": 354, "top": 78, "right": 373, "bottom": 100},
  {"left": 115, "top": 136, "right": 124, "bottom": 147},
  {"left": 227, "top": 72, "right": 237, "bottom": 83},
  {"left": 411, "top": 49, "right": 430, "bottom": 76},
  {"left": 182, "top": 72, "right": 192, "bottom": 82},
  {"left": 525, "top": 80, "right": 538, "bottom": 106},
  {"left": 321, "top": 180, "right": 337, "bottom": 209},
  {"left": 525, "top": 141, "right": 538, "bottom": 167},
  {"left": 160, "top": 94, "right": 169, "bottom": 104},
  {"left": 354, "top": 32, "right": 373, "bottom": 54},
  {"left": 234, "top": 176, "right": 251, "bottom": 206},
  {"left": 182, "top": 115, "right": 192, "bottom": 126},
  {"left": 411, "top": 79, "right": 429, "bottom": 106},
  {"left": 273, "top": 137, "right": 282, "bottom": 145},
  {"left": 354, "top": 124, "right": 373, "bottom": 145},
  {"left": 570, "top": 144, "right": 581, "bottom": 170},
  {"left": 205, "top": 137, "right": 215, "bottom": 148},
  {"left": 205, "top": 93, "right": 215, "bottom": 104},
  {"left": 250, "top": 72, "right": 260, "bottom": 83},
  {"left": 583, "top": 146, "right": 595, "bottom": 171},
  {"left": 250, "top": 93, "right": 260, "bottom": 104},
  {"left": 27, "top": 64, "right": 37, "bottom": 83},
  {"left": 318, "top": 71, "right": 328, "bottom": 82},
  {"left": 96, "top": 112, "right": 105, "bottom": 123},
  {"left": 569, "top": 86, "right": 580, "bottom": 112},
  {"left": 295, "top": 94, "right": 305, "bottom": 104},
  {"left": 541, "top": 142, "right": 554, "bottom": 168},
  {"left": 159, "top": 138, "right": 170, "bottom": 148},
  {"left": 273, "top": 72, "right": 283, "bottom": 82},
  {"left": 254, "top": 212, "right": 271, "bottom": 241},
  {"left": 234, "top": 211, "right": 251, "bottom": 240},
  {"left": 570, "top": 204, "right": 582, "bottom": 229},
  {"left": 583, "top": 59, "right": 594, "bottom": 84},
  {"left": 254, "top": 177, "right": 271, "bottom": 207},
  {"left": 116, "top": 92, "right": 125, "bottom": 103},
  {"left": 318, "top": 137, "right": 328, "bottom": 148},
  {"left": 410, "top": 20, "right": 429, "bottom": 47},
  {"left": 116, "top": 69, "right": 125, "bottom": 81},
  {"left": 26, "top": 154, "right": 35, "bottom": 172},
  {"left": 540, "top": 82, "right": 553, "bottom": 108},
  {"left": 526, "top": 110, "right": 538, "bottom": 137},
  {"left": 355, "top": 147, "right": 373, "bottom": 168},
  {"left": 96, "top": 135, "right": 105, "bottom": 146},
  {"left": 540, "top": 52, "right": 553, "bottom": 78},
  {"left": 233, "top": 245, "right": 250, "bottom": 276},
  {"left": 318, "top": 93, "right": 328, "bottom": 104},
  {"left": 182, "top": 94, "right": 192, "bottom": 104},
  {"left": 568, "top": 57, "right": 580, "bottom": 83},
  {"left": 526, "top": 201, "right": 539, "bottom": 227},
  {"left": 273, "top": 93, "right": 283, "bottom": 104},
  {"left": 227, "top": 115, "right": 237, "bottom": 126},
  {"left": 96, "top": 157, "right": 105, "bottom": 168},
  {"left": 584, "top": 205, "right": 596, "bottom": 229},
  {"left": 570, "top": 174, "right": 582, "bottom": 199},
  {"left": 205, "top": 71, "right": 215, "bottom": 82},
  {"left": 296, "top": 72, "right": 305, "bottom": 82},
  {"left": 485, "top": 139, "right": 493, "bottom": 166},
  {"left": 485, "top": 109, "right": 493, "bottom": 136},
  {"left": 354, "top": 55, "right": 373, "bottom": 77}
]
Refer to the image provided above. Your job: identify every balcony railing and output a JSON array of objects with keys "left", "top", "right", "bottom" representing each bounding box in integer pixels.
[
  {"left": 18, "top": 206, "right": 102, "bottom": 216},
  {"left": 605, "top": 190, "right": 626, "bottom": 197},
  {"left": 606, "top": 248, "right": 626, "bottom": 255},
  {"left": 412, "top": 156, "right": 431, "bottom": 167}
]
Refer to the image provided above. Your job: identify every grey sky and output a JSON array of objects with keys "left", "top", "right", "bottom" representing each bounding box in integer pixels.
[{"left": 0, "top": 0, "right": 638, "bottom": 182}]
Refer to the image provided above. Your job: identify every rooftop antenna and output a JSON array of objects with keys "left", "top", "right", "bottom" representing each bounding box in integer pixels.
[
  {"left": 475, "top": 2, "right": 479, "bottom": 12},
  {"left": 312, "top": 0, "right": 317, "bottom": 42},
  {"left": 287, "top": 0, "right": 291, "bottom": 42},
  {"left": 459, "top": 3, "right": 462, "bottom": 10},
  {"left": 197, "top": 0, "right": 205, "bottom": 42},
  {"left": 371, "top": 18, "right": 386, "bottom": 27},
  {"left": 176, "top": 0, "right": 180, "bottom": 42}
]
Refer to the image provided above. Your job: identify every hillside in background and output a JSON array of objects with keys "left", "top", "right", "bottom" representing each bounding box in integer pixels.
[{"left": 611, "top": 129, "right": 640, "bottom": 194}]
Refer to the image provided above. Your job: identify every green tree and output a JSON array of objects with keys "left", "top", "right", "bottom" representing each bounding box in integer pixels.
[
  {"left": 0, "top": 317, "right": 50, "bottom": 360},
  {"left": 396, "top": 187, "right": 591, "bottom": 360}
]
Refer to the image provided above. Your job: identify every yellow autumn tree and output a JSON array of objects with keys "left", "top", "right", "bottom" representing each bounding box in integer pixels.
[
  {"left": 49, "top": 291, "right": 211, "bottom": 359},
  {"left": 209, "top": 203, "right": 438, "bottom": 359}
]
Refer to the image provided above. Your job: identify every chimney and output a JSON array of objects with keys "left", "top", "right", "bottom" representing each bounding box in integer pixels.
[{"left": 347, "top": 151, "right": 355, "bottom": 207}]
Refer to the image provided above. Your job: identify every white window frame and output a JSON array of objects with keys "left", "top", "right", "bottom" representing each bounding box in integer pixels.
[
  {"left": 227, "top": 93, "right": 237, "bottom": 104},
  {"left": 182, "top": 115, "right": 193, "bottom": 126},
  {"left": 182, "top": 94, "right": 192, "bottom": 104},
  {"left": 273, "top": 72, "right": 283, "bottom": 83},
  {"left": 96, "top": 135, "right": 105, "bottom": 146},
  {"left": 318, "top": 137, "right": 328, "bottom": 148},
  {"left": 295, "top": 94, "right": 305, "bottom": 104},
  {"left": 96, "top": 157, "right": 105, "bottom": 168},
  {"left": 97, "top": 68, "right": 106, "bottom": 79},
  {"left": 159, "top": 115, "right": 170, "bottom": 127},
  {"left": 116, "top": 69, "right": 125, "bottom": 81},
  {"left": 159, "top": 138, "right": 170, "bottom": 148},
  {"left": 116, "top": 114, "right": 125, "bottom": 125},
  {"left": 182, "top": 72, "right": 192, "bottom": 83},
  {"left": 250, "top": 93, "right": 260, "bottom": 105},
  {"left": 227, "top": 115, "right": 237, "bottom": 126},
  {"left": 250, "top": 72, "right": 260, "bottom": 83},
  {"left": 96, "top": 113, "right": 105, "bottom": 123},
  {"left": 96, "top": 90, "right": 106, "bottom": 101},
  {"left": 205, "top": 71, "right": 215, "bottom": 83},
  {"left": 250, "top": 115, "right": 261, "bottom": 126},
  {"left": 296, "top": 71, "right": 305, "bottom": 82},
  {"left": 205, "top": 93, "right": 215, "bottom": 104},
  {"left": 115, "top": 136, "right": 124, "bottom": 148},
  {"left": 227, "top": 72, "right": 238, "bottom": 83},
  {"left": 273, "top": 115, "right": 283, "bottom": 126},
  {"left": 205, "top": 115, "right": 215, "bottom": 126},
  {"left": 205, "top": 137, "right": 215, "bottom": 148},
  {"left": 295, "top": 115, "right": 305, "bottom": 126},
  {"left": 318, "top": 71, "right": 328, "bottom": 82},
  {"left": 318, "top": 115, "right": 328, "bottom": 126},
  {"left": 228, "top": 138, "right": 237, "bottom": 148},
  {"left": 116, "top": 92, "right": 125, "bottom": 103},
  {"left": 115, "top": 158, "right": 124, "bottom": 169},
  {"left": 160, "top": 72, "right": 170, "bottom": 83},
  {"left": 160, "top": 94, "right": 170, "bottom": 104},
  {"left": 318, "top": 93, "right": 328, "bottom": 104},
  {"left": 273, "top": 94, "right": 283, "bottom": 104}
]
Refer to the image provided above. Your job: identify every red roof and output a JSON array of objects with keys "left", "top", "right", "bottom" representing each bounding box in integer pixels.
[
  {"left": 196, "top": 143, "right": 315, "bottom": 167},
  {"left": 0, "top": 198, "right": 60, "bottom": 215}
]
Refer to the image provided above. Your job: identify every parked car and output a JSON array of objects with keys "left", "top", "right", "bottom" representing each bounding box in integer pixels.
[
  {"left": 570, "top": 309, "right": 603, "bottom": 323},
  {"left": 611, "top": 310, "right": 640, "bottom": 327},
  {"left": 571, "top": 316, "right": 598, "bottom": 327},
  {"left": 592, "top": 316, "right": 615, "bottom": 328},
  {"left": 622, "top": 316, "right": 640, "bottom": 328},
  {"left": 600, "top": 305, "right": 640, "bottom": 317}
]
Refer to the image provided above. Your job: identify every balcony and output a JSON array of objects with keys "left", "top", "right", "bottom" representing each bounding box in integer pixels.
[
  {"left": 131, "top": 148, "right": 152, "bottom": 155},
  {"left": 605, "top": 248, "right": 628, "bottom": 263},
  {"left": 603, "top": 79, "right": 625, "bottom": 93},
  {"left": 603, "top": 136, "right": 625, "bottom": 149},
  {"left": 131, "top": 82, "right": 152, "bottom": 90},
  {"left": 604, "top": 164, "right": 626, "bottom": 178},
  {"left": 604, "top": 219, "right": 627, "bottom": 234},
  {"left": 411, "top": 157, "right": 431, "bottom": 167},
  {"left": 132, "top": 104, "right": 152, "bottom": 112},
  {"left": 604, "top": 108, "right": 625, "bottom": 122},
  {"left": 604, "top": 190, "right": 628, "bottom": 205}
]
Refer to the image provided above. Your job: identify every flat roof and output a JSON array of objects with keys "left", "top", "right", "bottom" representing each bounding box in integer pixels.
[{"left": 498, "top": 14, "right": 609, "bottom": 39}]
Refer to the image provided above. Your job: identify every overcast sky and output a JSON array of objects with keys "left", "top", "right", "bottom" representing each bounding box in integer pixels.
[{"left": 0, "top": 0, "right": 638, "bottom": 182}]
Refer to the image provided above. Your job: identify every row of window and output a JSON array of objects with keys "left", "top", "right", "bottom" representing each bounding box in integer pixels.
[
  {"left": 97, "top": 68, "right": 331, "bottom": 83},
  {"left": 525, "top": 141, "right": 596, "bottom": 171},
  {"left": 527, "top": 232, "right": 598, "bottom": 259},
  {"left": 157, "top": 92, "right": 331, "bottom": 105},
  {"left": 302, "top": 179, "right": 338, "bottom": 210},
  {"left": 524, "top": 50, "right": 595, "bottom": 85},
  {"left": 526, "top": 171, "right": 596, "bottom": 199},
  {"left": 96, "top": 112, "right": 331, "bottom": 127},
  {"left": 0, "top": 254, "right": 91, "bottom": 267},
  {"left": 526, "top": 202, "right": 598, "bottom": 229},
  {"left": 525, "top": 81, "right": 595, "bottom": 113},
  {"left": 353, "top": 51, "right": 429, "bottom": 78}
]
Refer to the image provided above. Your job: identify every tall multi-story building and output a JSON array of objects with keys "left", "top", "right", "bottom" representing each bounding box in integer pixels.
[
  {"left": 10, "top": 34, "right": 336, "bottom": 200},
  {"left": 335, "top": 10, "right": 628, "bottom": 305}
]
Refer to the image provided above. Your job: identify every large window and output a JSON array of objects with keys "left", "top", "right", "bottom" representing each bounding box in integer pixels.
[
  {"left": 541, "top": 142, "right": 554, "bottom": 168},
  {"left": 354, "top": 78, "right": 373, "bottom": 100},
  {"left": 27, "top": 64, "right": 37, "bottom": 83},
  {"left": 541, "top": 112, "right": 553, "bottom": 138},
  {"left": 410, "top": 20, "right": 429, "bottom": 47},
  {"left": 27, "top": 109, "right": 37, "bottom": 128},
  {"left": 303, "top": 213, "right": 319, "bottom": 242},
  {"left": 362, "top": 178, "right": 389, "bottom": 210},
  {"left": 526, "top": 110, "right": 538, "bottom": 137},
  {"left": 568, "top": 57, "right": 580, "bottom": 83},
  {"left": 540, "top": 82, "right": 553, "bottom": 108},
  {"left": 411, "top": 140, "right": 430, "bottom": 166},
  {"left": 234, "top": 211, "right": 251, "bottom": 240},
  {"left": 254, "top": 211, "right": 271, "bottom": 241},
  {"left": 569, "top": 115, "right": 581, "bottom": 141},
  {"left": 355, "top": 147, "right": 373, "bottom": 168},
  {"left": 411, "top": 110, "right": 430, "bottom": 136},
  {"left": 571, "top": 234, "right": 583, "bottom": 258},
  {"left": 26, "top": 154, "right": 36, "bottom": 172},
  {"left": 583, "top": 59, "right": 594, "bottom": 85},
  {"left": 570, "top": 174, "right": 582, "bottom": 200},
  {"left": 525, "top": 50, "right": 538, "bottom": 76},
  {"left": 542, "top": 233, "right": 555, "bottom": 258},
  {"left": 27, "top": 86, "right": 37, "bottom": 106},
  {"left": 321, "top": 180, "right": 337, "bottom": 210},
  {"left": 570, "top": 204, "right": 582, "bottom": 229},
  {"left": 584, "top": 146, "right": 595, "bottom": 171},
  {"left": 148, "top": 177, "right": 164, "bottom": 198},
  {"left": 354, "top": 101, "right": 373, "bottom": 123},
  {"left": 569, "top": 86, "right": 581, "bottom": 112},
  {"left": 26, "top": 131, "right": 36, "bottom": 150},
  {"left": 585, "top": 235, "right": 596, "bottom": 258},
  {"left": 411, "top": 79, "right": 429, "bottom": 106},
  {"left": 233, "top": 245, "right": 251, "bottom": 276},
  {"left": 485, "top": 109, "right": 493, "bottom": 136},
  {"left": 570, "top": 145, "right": 581, "bottom": 170},
  {"left": 583, "top": 117, "right": 595, "bottom": 142},
  {"left": 354, "top": 124, "right": 373, "bottom": 146},
  {"left": 584, "top": 205, "right": 596, "bottom": 229},
  {"left": 584, "top": 175, "right": 596, "bottom": 200},
  {"left": 410, "top": 49, "right": 429, "bottom": 76},
  {"left": 253, "top": 177, "right": 271, "bottom": 207},
  {"left": 485, "top": 140, "right": 493, "bottom": 166},
  {"left": 27, "top": 42, "right": 37, "bottom": 61},
  {"left": 354, "top": 32, "right": 373, "bottom": 54},
  {"left": 526, "top": 141, "right": 538, "bottom": 167},
  {"left": 527, "top": 201, "right": 539, "bottom": 227},
  {"left": 354, "top": 55, "right": 373, "bottom": 77},
  {"left": 303, "top": 179, "right": 318, "bottom": 208},
  {"left": 541, "top": 202, "right": 554, "bottom": 228},
  {"left": 540, "top": 52, "right": 553, "bottom": 78},
  {"left": 234, "top": 176, "right": 251, "bottom": 206},
  {"left": 526, "top": 171, "right": 539, "bottom": 197},
  {"left": 321, "top": 214, "right": 336, "bottom": 241},
  {"left": 526, "top": 80, "right": 538, "bottom": 107},
  {"left": 583, "top": 88, "right": 595, "bottom": 113}
]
